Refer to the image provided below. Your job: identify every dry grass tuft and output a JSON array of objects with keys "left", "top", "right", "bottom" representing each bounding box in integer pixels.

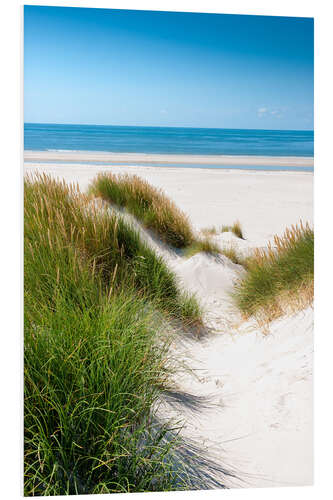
[
  {"left": 253, "top": 281, "right": 314, "bottom": 329},
  {"left": 221, "top": 221, "right": 244, "bottom": 239},
  {"left": 220, "top": 245, "right": 246, "bottom": 266},
  {"left": 201, "top": 226, "right": 218, "bottom": 236},
  {"left": 230, "top": 220, "right": 244, "bottom": 239}
]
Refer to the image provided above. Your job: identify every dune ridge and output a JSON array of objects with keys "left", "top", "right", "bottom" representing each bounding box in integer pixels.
[{"left": 24, "top": 163, "right": 313, "bottom": 489}]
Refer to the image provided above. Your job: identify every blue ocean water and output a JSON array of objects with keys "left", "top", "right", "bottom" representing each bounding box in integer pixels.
[{"left": 24, "top": 123, "right": 314, "bottom": 157}]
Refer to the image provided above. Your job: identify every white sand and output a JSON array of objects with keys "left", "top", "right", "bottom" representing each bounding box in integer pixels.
[
  {"left": 24, "top": 150, "right": 314, "bottom": 167},
  {"left": 25, "top": 162, "right": 313, "bottom": 247},
  {"left": 163, "top": 252, "right": 313, "bottom": 488},
  {"left": 24, "top": 161, "right": 313, "bottom": 488}
]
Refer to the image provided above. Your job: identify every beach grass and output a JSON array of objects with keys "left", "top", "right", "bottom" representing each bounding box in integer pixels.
[
  {"left": 202, "top": 222, "right": 244, "bottom": 239},
  {"left": 220, "top": 245, "right": 247, "bottom": 266},
  {"left": 184, "top": 238, "right": 246, "bottom": 267},
  {"left": 201, "top": 226, "right": 218, "bottom": 236},
  {"left": 230, "top": 221, "right": 244, "bottom": 239},
  {"left": 25, "top": 174, "right": 201, "bottom": 325},
  {"left": 184, "top": 237, "right": 222, "bottom": 258},
  {"left": 221, "top": 221, "right": 244, "bottom": 239},
  {"left": 89, "top": 173, "right": 195, "bottom": 249},
  {"left": 89, "top": 174, "right": 248, "bottom": 268},
  {"left": 233, "top": 222, "right": 314, "bottom": 321},
  {"left": 24, "top": 174, "right": 202, "bottom": 495}
]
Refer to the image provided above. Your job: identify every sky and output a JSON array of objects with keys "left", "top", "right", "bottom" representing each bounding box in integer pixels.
[{"left": 24, "top": 6, "right": 314, "bottom": 130}]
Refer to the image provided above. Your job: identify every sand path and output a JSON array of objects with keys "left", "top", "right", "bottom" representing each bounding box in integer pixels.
[
  {"left": 24, "top": 163, "right": 313, "bottom": 488},
  {"left": 160, "top": 249, "right": 313, "bottom": 488}
]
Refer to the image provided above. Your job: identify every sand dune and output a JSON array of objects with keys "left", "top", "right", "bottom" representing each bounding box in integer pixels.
[
  {"left": 25, "top": 161, "right": 313, "bottom": 488},
  {"left": 161, "top": 247, "right": 313, "bottom": 487},
  {"left": 24, "top": 162, "right": 313, "bottom": 247}
]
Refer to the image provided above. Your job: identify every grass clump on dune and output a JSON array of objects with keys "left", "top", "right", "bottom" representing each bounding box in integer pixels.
[
  {"left": 25, "top": 174, "right": 201, "bottom": 325},
  {"left": 24, "top": 174, "right": 202, "bottom": 495},
  {"left": 221, "top": 221, "right": 244, "bottom": 239},
  {"left": 233, "top": 222, "right": 314, "bottom": 321},
  {"left": 89, "top": 173, "right": 195, "bottom": 249},
  {"left": 185, "top": 238, "right": 246, "bottom": 267},
  {"left": 220, "top": 245, "right": 247, "bottom": 266},
  {"left": 90, "top": 173, "right": 246, "bottom": 267},
  {"left": 202, "top": 222, "right": 244, "bottom": 239},
  {"left": 201, "top": 226, "right": 218, "bottom": 236},
  {"left": 230, "top": 221, "right": 244, "bottom": 239},
  {"left": 184, "top": 237, "right": 222, "bottom": 258}
]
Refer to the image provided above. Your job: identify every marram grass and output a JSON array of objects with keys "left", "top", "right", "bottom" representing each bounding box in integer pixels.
[
  {"left": 185, "top": 238, "right": 246, "bottom": 267},
  {"left": 184, "top": 237, "right": 222, "bottom": 258},
  {"left": 233, "top": 222, "right": 314, "bottom": 321},
  {"left": 200, "top": 226, "right": 218, "bottom": 236},
  {"left": 24, "top": 174, "right": 202, "bottom": 495},
  {"left": 89, "top": 173, "right": 248, "bottom": 267},
  {"left": 89, "top": 173, "right": 195, "bottom": 248},
  {"left": 25, "top": 174, "right": 201, "bottom": 325},
  {"left": 220, "top": 245, "right": 247, "bottom": 266},
  {"left": 221, "top": 221, "right": 244, "bottom": 239}
]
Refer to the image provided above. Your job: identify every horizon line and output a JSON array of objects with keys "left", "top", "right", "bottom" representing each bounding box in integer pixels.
[{"left": 24, "top": 122, "right": 314, "bottom": 133}]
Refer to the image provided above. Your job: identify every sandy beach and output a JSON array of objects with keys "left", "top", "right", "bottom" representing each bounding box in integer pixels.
[
  {"left": 24, "top": 160, "right": 313, "bottom": 488},
  {"left": 22, "top": 7, "right": 315, "bottom": 496},
  {"left": 24, "top": 150, "right": 314, "bottom": 167},
  {"left": 25, "top": 160, "right": 313, "bottom": 247}
]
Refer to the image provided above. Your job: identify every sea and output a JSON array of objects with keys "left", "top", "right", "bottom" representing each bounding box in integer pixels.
[{"left": 24, "top": 124, "right": 314, "bottom": 172}]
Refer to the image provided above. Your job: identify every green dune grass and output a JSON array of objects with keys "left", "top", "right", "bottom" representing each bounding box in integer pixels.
[
  {"left": 24, "top": 174, "right": 202, "bottom": 495},
  {"left": 25, "top": 174, "right": 201, "bottom": 324},
  {"left": 89, "top": 173, "right": 195, "bottom": 249},
  {"left": 89, "top": 173, "right": 248, "bottom": 267},
  {"left": 184, "top": 237, "right": 222, "bottom": 258},
  {"left": 233, "top": 222, "right": 314, "bottom": 321}
]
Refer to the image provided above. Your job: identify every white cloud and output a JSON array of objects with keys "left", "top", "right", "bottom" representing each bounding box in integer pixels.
[
  {"left": 258, "top": 107, "right": 268, "bottom": 114},
  {"left": 257, "top": 107, "right": 283, "bottom": 118}
]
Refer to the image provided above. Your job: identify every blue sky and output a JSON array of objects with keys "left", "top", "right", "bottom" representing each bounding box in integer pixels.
[{"left": 24, "top": 6, "right": 314, "bottom": 130}]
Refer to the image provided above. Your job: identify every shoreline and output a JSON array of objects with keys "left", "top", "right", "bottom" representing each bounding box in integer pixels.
[
  {"left": 24, "top": 150, "right": 314, "bottom": 168},
  {"left": 24, "top": 161, "right": 314, "bottom": 176}
]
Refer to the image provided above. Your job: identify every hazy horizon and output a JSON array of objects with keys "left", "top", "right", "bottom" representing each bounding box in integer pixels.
[{"left": 24, "top": 122, "right": 314, "bottom": 133}]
